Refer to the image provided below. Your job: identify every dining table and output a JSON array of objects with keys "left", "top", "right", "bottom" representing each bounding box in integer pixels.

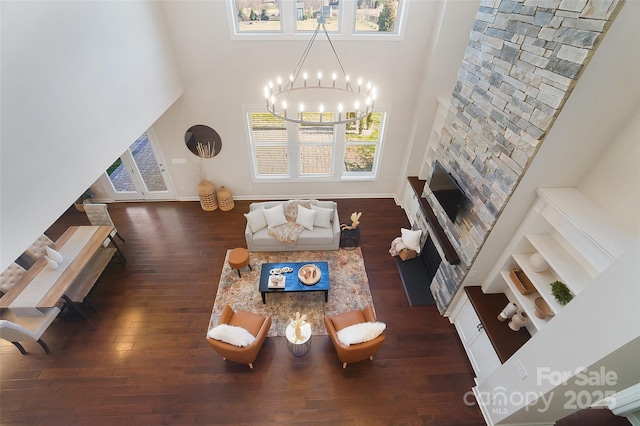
[{"left": 0, "top": 225, "right": 120, "bottom": 318}]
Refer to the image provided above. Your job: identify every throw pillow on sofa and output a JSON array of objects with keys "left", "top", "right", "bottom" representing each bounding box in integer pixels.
[
  {"left": 310, "top": 204, "right": 333, "bottom": 228},
  {"left": 207, "top": 324, "right": 256, "bottom": 347},
  {"left": 295, "top": 205, "right": 316, "bottom": 230},
  {"left": 244, "top": 208, "right": 267, "bottom": 233},
  {"left": 263, "top": 204, "right": 288, "bottom": 228},
  {"left": 337, "top": 321, "right": 386, "bottom": 346}
]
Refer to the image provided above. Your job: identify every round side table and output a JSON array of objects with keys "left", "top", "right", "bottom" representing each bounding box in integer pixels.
[
  {"left": 340, "top": 227, "right": 360, "bottom": 250},
  {"left": 285, "top": 323, "right": 311, "bottom": 357}
]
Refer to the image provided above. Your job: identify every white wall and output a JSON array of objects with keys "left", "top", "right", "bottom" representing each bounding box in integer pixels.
[
  {"left": 579, "top": 110, "right": 640, "bottom": 236},
  {"left": 401, "top": 0, "right": 480, "bottom": 182},
  {"left": 0, "top": 1, "right": 183, "bottom": 270},
  {"left": 151, "top": 0, "right": 442, "bottom": 201}
]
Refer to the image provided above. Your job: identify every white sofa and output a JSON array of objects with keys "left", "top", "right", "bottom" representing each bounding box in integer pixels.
[{"left": 244, "top": 200, "right": 341, "bottom": 252}]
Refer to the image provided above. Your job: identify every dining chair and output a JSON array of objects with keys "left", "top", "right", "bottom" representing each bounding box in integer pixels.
[
  {"left": 0, "top": 262, "right": 27, "bottom": 295},
  {"left": 83, "top": 203, "right": 125, "bottom": 242},
  {"left": 0, "top": 307, "right": 61, "bottom": 354},
  {"left": 23, "top": 234, "right": 55, "bottom": 262}
]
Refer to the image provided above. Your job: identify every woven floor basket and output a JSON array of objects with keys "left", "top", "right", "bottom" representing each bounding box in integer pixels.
[
  {"left": 217, "top": 186, "right": 234, "bottom": 211},
  {"left": 198, "top": 180, "right": 218, "bottom": 211}
]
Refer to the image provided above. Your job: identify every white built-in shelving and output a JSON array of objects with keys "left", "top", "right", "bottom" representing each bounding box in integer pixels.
[{"left": 484, "top": 187, "right": 635, "bottom": 335}]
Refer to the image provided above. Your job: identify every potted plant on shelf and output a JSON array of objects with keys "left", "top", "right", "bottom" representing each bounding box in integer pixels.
[{"left": 550, "top": 280, "right": 573, "bottom": 305}]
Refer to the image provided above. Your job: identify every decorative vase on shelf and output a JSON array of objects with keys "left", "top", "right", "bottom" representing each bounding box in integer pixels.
[
  {"left": 497, "top": 302, "right": 518, "bottom": 322},
  {"left": 528, "top": 252, "right": 549, "bottom": 272},
  {"left": 197, "top": 180, "right": 218, "bottom": 211},
  {"left": 508, "top": 311, "right": 529, "bottom": 331}
]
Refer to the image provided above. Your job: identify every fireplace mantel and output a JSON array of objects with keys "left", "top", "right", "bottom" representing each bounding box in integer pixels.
[{"left": 407, "top": 176, "right": 460, "bottom": 265}]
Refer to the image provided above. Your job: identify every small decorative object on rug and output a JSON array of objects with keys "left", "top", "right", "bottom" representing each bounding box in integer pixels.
[
  {"left": 340, "top": 212, "right": 362, "bottom": 230},
  {"left": 217, "top": 186, "right": 234, "bottom": 211},
  {"left": 288, "top": 312, "right": 309, "bottom": 343}
]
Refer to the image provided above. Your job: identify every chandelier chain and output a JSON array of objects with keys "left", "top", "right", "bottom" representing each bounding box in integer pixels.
[{"left": 286, "top": 24, "right": 321, "bottom": 93}]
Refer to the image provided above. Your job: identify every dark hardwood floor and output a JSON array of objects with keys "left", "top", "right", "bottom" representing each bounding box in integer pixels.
[{"left": 0, "top": 199, "right": 629, "bottom": 425}]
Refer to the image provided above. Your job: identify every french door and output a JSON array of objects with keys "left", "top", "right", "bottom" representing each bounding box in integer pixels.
[{"left": 100, "top": 130, "right": 175, "bottom": 201}]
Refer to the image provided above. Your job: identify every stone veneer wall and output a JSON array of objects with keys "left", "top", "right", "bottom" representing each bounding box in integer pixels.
[{"left": 427, "top": 0, "right": 624, "bottom": 312}]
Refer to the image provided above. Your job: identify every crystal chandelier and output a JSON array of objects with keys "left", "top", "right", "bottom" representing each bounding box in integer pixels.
[{"left": 263, "top": 16, "right": 377, "bottom": 126}]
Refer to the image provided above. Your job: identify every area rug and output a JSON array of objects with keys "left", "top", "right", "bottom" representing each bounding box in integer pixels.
[{"left": 208, "top": 248, "right": 374, "bottom": 337}]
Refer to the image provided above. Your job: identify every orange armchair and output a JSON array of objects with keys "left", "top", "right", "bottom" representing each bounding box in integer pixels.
[
  {"left": 324, "top": 304, "right": 385, "bottom": 368},
  {"left": 207, "top": 305, "right": 272, "bottom": 369}
]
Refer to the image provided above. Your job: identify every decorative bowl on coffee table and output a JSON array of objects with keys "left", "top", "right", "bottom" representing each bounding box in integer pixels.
[{"left": 298, "top": 264, "right": 321, "bottom": 285}]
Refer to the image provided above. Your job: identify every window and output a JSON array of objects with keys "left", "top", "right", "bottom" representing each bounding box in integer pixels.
[
  {"left": 296, "top": 0, "right": 340, "bottom": 32},
  {"left": 248, "top": 112, "right": 289, "bottom": 177},
  {"left": 299, "top": 112, "right": 335, "bottom": 175},
  {"left": 246, "top": 108, "right": 386, "bottom": 180},
  {"left": 228, "top": 0, "right": 406, "bottom": 38},
  {"left": 344, "top": 111, "right": 384, "bottom": 175},
  {"left": 353, "top": 0, "right": 400, "bottom": 33},
  {"left": 234, "top": 0, "right": 281, "bottom": 32}
]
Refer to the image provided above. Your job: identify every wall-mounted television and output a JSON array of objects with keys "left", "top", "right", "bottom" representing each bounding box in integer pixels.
[{"left": 427, "top": 160, "right": 466, "bottom": 223}]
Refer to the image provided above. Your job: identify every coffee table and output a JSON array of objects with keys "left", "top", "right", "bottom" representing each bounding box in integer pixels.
[{"left": 259, "top": 261, "right": 330, "bottom": 304}]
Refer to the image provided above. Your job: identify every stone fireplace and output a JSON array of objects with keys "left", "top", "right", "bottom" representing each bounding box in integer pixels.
[{"left": 425, "top": 0, "right": 624, "bottom": 312}]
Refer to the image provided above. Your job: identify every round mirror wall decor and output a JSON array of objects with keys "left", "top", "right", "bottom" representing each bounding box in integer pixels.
[{"left": 185, "top": 125, "right": 222, "bottom": 158}]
